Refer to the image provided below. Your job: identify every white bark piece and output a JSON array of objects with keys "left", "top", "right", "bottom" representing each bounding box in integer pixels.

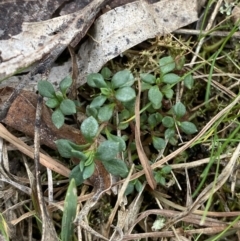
[{"left": 77, "top": 0, "right": 198, "bottom": 84}]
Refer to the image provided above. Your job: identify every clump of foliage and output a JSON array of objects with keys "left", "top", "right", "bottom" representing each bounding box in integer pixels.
[
  {"left": 38, "top": 76, "right": 76, "bottom": 129},
  {"left": 38, "top": 54, "right": 198, "bottom": 189}
]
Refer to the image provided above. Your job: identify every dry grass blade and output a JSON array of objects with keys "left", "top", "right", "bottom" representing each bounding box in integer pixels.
[
  {"left": 135, "top": 77, "right": 156, "bottom": 189},
  {"left": 33, "top": 95, "right": 58, "bottom": 241},
  {"left": 164, "top": 142, "right": 240, "bottom": 229},
  {"left": 106, "top": 164, "right": 135, "bottom": 239},
  {"left": 128, "top": 94, "right": 240, "bottom": 181},
  {"left": 0, "top": 124, "right": 70, "bottom": 177}
]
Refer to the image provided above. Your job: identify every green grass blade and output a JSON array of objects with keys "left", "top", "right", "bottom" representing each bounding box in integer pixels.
[{"left": 61, "top": 178, "right": 77, "bottom": 241}]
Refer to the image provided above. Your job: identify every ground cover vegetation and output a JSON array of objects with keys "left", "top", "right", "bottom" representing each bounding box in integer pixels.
[{"left": 1, "top": 1, "right": 240, "bottom": 240}]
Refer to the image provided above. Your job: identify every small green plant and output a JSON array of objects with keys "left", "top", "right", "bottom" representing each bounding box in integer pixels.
[
  {"left": 154, "top": 165, "right": 172, "bottom": 186},
  {"left": 220, "top": 0, "right": 237, "bottom": 16},
  {"left": 38, "top": 55, "right": 198, "bottom": 189},
  {"left": 38, "top": 76, "right": 76, "bottom": 129},
  {"left": 140, "top": 55, "right": 197, "bottom": 149},
  {"left": 86, "top": 68, "right": 136, "bottom": 123},
  {"left": 55, "top": 116, "right": 129, "bottom": 185}
]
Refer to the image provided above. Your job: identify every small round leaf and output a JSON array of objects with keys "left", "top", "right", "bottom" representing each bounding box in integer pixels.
[
  {"left": 159, "top": 56, "right": 175, "bottom": 74},
  {"left": 184, "top": 74, "right": 194, "bottom": 89},
  {"left": 140, "top": 73, "right": 156, "bottom": 84},
  {"left": 161, "top": 165, "right": 172, "bottom": 174},
  {"left": 162, "top": 73, "right": 180, "bottom": 84},
  {"left": 46, "top": 98, "right": 59, "bottom": 108},
  {"left": 164, "top": 128, "right": 175, "bottom": 140},
  {"left": 96, "top": 141, "right": 119, "bottom": 162},
  {"left": 148, "top": 113, "right": 162, "bottom": 129},
  {"left": 101, "top": 67, "right": 112, "bottom": 80},
  {"left": 60, "top": 99, "right": 76, "bottom": 115},
  {"left": 101, "top": 158, "right": 128, "bottom": 177},
  {"left": 55, "top": 139, "right": 75, "bottom": 158},
  {"left": 97, "top": 104, "right": 115, "bottom": 122},
  {"left": 135, "top": 179, "right": 143, "bottom": 192},
  {"left": 162, "top": 116, "right": 174, "bottom": 128},
  {"left": 90, "top": 95, "right": 107, "bottom": 108},
  {"left": 38, "top": 80, "right": 55, "bottom": 98},
  {"left": 152, "top": 136, "right": 166, "bottom": 150},
  {"left": 52, "top": 109, "right": 64, "bottom": 129},
  {"left": 179, "top": 121, "right": 198, "bottom": 134},
  {"left": 148, "top": 85, "right": 163, "bottom": 109},
  {"left": 115, "top": 87, "right": 136, "bottom": 102},
  {"left": 80, "top": 116, "right": 99, "bottom": 141},
  {"left": 107, "top": 133, "right": 126, "bottom": 152},
  {"left": 83, "top": 162, "right": 95, "bottom": 180},
  {"left": 87, "top": 73, "right": 107, "bottom": 88},
  {"left": 60, "top": 76, "right": 72, "bottom": 94},
  {"left": 112, "top": 69, "right": 134, "bottom": 89},
  {"left": 173, "top": 102, "right": 186, "bottom": 118}
]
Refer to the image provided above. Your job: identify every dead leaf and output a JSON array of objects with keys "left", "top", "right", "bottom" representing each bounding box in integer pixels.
[
  {"left": 0, "top": 0, "right": 68, "bottom": 40},
  {"left": 135, "top": 78, "right": 156, "bottom": 190},
  {"left": 0, "top": 87, "right": 86, "bottom": 150},
  {"left": 77, "top": 0, "right": 199, "bottom": 84},
  {"left": 0, "top": 0, "right": 110, "bottom": 81},
  {"left": 0, "top": 123, "right": 70, "bottom": 177}
]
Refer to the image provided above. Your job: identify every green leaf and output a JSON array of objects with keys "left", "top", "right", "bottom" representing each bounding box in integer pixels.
[
  {"left": 119, "top": 109, "right": 130, "bottom": 121},
  {"left": 97, "top": 104, "right": 115, "bottom": 122},
  {"left": 60, "top": 99, "right": 76, "bottom": 115},
  {"left": 101, "top": 67, "right": 112, "bottom": 80},
  {"left": 70, "top": 165, "right": 84, "bottom": 186},
  {"left": 173, "top": 102, "right": 186, "bottom": 118},
  {"left": 83, "top": 162, "right": 95, "bottom": 180},
  {"left": 164, "top": 128, "right": 175, "bottom": 140},
  {"left": 161, "top": 85, "right": 174, "bottom": 99},
  {"left": 71, "top": 149, "right": 87, "bottom": 161},
  {"left": 140, "top": 73, "right": 156, "bottom": 84},
  {"left": 46, "top": 98, "right": 59, "bottom": 108},
  {"left": 80, "top": 116, "right": 99, "bottom": 141},
  {"left": 159, "top": 56, "right": 175, "bottom": 74},
  {"left": 52, "top": 109, "right": 64, "bottom": 129},
  {"left": 162, "top": 73, "right": 180, "bottom": 84},
  {"left": 162, "top": 116, "right": 175, "bottom": 128},
  {"left": 61, "top": 178, "right": 77, "bottom": 241},
  {"left": 38, "top": 80, "right": 55, "bottom": 98},
  {"left": 60, "top": 76, "right": 72, "bottom": 95},
  {"left": 169, "top": 136, "right": 178, "bottom": 145},
  {"left": 152, "top": 136, "right": 166, "bottom": 150},
  {"left": 184, "top": 74, "right": 194, "bottom": 89},
  {"left": 154, "top": 173, "right": 166, "bottom": 185},
  {"left": 125, "top": 182, "right": 134, "bottom": 196},
  {"left": 106, "top": 133, "right": 126, "bottom": 152},
  {"left": 115, "top": 87, "right": 136, "bottom": 102},
  {"left": 148, "top": 113, "right": 162, "bottom": 129},
  {"left": 87, "top": 73, "right": 107, "bottom": 88},
  {"left": 102, "top": 158, "right": 128, "bottom": 177},
  {"left": 118, "top": 122, "right": 129, "bottom": 130},
  {"left": 100, "top": 88, "right": 112, "bottom": 96},
  {"left": 86, "top": 106, "right": 98, "bottom": 118},
  {"left": 179, "top": 121, "right": 198, "bottom": 134},
  {"left": 96, "top": 141, "right": 119, "bottom": 162},
  {"left": 161, "top": 165, "right": 172, "bottom": 174},
  {"left": 141, "top": 82, "right": 152, "bottom": 91},
  {"left": 111, "top": 69, "right": 134, "bottom": 89},
  {"left": 135, "top": 179, "right": 143, "bottom": 192},
  {"left": 55, "top": 91, "right": 64, "bottom": 102},
  {"left": 90, "top": 95, "right": 107, "bottom": 108},
  {"left": 148, "top": 85, "right": 163, "bottom": 109},
  {"left": 55, "top": 139, "right": 74, "bottom": 158}
]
